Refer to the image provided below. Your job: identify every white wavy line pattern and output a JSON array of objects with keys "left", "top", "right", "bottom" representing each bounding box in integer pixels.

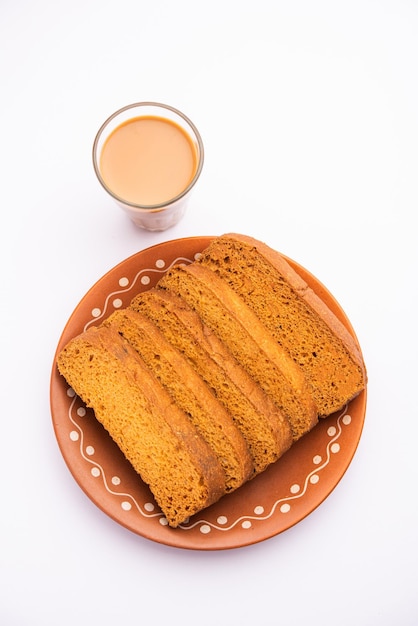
[{"left": 65, "top": 255, "right": 351, "bottom": 536}]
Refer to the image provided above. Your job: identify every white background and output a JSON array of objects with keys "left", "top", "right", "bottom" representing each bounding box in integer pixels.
[{"left": 1, "top": 1, "right": 417, "bottom": 624}]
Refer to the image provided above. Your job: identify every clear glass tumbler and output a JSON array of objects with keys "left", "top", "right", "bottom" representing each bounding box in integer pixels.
[{"left": 92, "top": 102, "right": 204, "bottom": 231}]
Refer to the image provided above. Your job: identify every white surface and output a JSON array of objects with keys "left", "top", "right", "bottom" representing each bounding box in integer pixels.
[{"left": 1, "top": 1, "right": 417, "bottom": 624}]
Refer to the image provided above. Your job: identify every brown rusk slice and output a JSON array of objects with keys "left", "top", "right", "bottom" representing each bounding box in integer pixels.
[
  {"left": 197, "top": 233, "right": 367, "bottom": 416},
  {"left": 56, "top": 325, "right": 226, "bottom": 528}
]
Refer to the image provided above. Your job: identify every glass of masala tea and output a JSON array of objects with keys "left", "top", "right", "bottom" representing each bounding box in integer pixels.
[{"left": 92, "top": 102, "right": 204, "bottom": 231}]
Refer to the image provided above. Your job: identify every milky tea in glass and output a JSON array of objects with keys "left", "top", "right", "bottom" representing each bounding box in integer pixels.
[{"left": 93, "top": 103, "right": 204, "bottom": 231}]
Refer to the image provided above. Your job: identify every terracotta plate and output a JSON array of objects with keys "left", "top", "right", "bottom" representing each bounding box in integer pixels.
[{"left": 50, "top": 236, "right": 367, "bottom": 550}]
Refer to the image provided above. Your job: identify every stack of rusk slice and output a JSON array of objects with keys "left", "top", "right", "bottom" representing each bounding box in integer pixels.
[{"left": 57, "top": 234, "right": 367, "bottom": 527}]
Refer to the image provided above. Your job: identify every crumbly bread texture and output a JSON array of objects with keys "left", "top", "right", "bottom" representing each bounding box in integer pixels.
[
  {"left": 158, "top": 263, "right": 318, "bottom": 440},
  {"left": 130, "top": 289, "right": 293, "bottom": 474},
  {"left": 197, "top": 233, "right": 367, "bottom": 416},
  {"left": 56, "top": 234, "right": 367, "bottom": 527},
  {"left": 103, "top": 308, "right": 253, "bottom": 491},
  {"left": 56, "top": 325, "right": 226, "bottom": 527}
]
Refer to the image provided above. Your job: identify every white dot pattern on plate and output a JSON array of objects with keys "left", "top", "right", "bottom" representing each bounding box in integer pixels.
[
  {"left": 200, "top": 525, "right": 211, "bottom": 534},
  {"left": 61, "top": 254, "right": 357, "bottom": 540}
]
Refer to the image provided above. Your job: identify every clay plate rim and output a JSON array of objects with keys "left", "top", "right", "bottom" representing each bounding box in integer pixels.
[{"left": 50, "top": 236, "right": 367, "bottom": 550}]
